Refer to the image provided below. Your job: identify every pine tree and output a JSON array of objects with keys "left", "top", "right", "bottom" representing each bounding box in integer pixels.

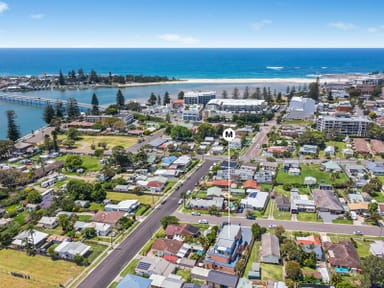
[
  {"left": 43, "top": 104, "right": 55, "bottom": 124},
  {"left": 232, "top": 87, "right": 239, "bottom": 99},
  {"left": 177, "top": 91, "right": 184, "bottom": 100},
  {"left": 55, "top": 101, "right": 65, "bottom": 118},
  {"left": 277, "top": 92, "right": 282, "bottom": 104},
  {"left": 67, "top": 97, "right": 80, "bottom": 119},
  {"left": 308, "top": 78, "right": 320, "bottom": 101},
  {"left": 52, "top": 130, "right": 59, "bottom": 152},
  {"left": 58, "top": 70, "right": 65, "bottom": 86},
  {"left": 91, "top": 93, "right": 99, "bottom": 115},
  {"left": 89, "top": 69, "right": 98, "bottom": 83},
  {"left": 148, "top": 93, "right": 157, "bottom": 106},
  {"left": 222, "top": 90, "right": 228, "bottom": 99},
  {"left": 116, "top": 89, "right": 125, "bottom": 108},
  {"left": 163, "top": 91, "right": 171, "bottom": 106},
  {"left": 6, "top": 110, "right": 20, "bottom": 141},
  {"left": 243, "top": 86, "right": 249, "bottom": 99},
  {"left": 157, "top": 95, "right": 161, "bottom": 106},
  {"left": 262, "top": 87, "right": 268, "bottom": 99},
  {"left": 77, "top": 68, "right": 86, "bottom": 81}
]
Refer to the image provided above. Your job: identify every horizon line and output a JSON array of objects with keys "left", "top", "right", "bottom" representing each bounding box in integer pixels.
[{"left": 1, "top": 47, "right": 384, "bottom": 49}]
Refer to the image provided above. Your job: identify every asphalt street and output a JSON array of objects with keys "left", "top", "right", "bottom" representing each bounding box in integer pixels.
[
  {"left": 77, "top": 160, "right": 214, "bottom": 288},
  {"left": 173, "top": 211, "right": 384, "bottom": 237}
]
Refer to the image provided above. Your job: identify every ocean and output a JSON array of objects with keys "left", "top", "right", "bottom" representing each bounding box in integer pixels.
[{"left": 1, "top": 48, "right": 384, "bottom": 139}]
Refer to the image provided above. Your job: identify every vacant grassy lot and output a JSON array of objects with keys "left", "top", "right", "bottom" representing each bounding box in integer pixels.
[
  {"left": 319, "top": 141, "right": 347, "bottom": 159},
  {"left": 57, "top": 154, "right": 102, "bottom": 172},
  {"left": 275, "top": 164, "right": 349, "bottom": 185},
  {"left": 107, "top": 192, "right": 157, "bottom": 205},
  {"left": 0, "top": 249, "right": 83, "bottom": 288},
  {"left": 261, "top": 263, "right": 283, "bottom": 281},
  {"left": 297, "top": 212, "right": 321, "bottom": 222}
]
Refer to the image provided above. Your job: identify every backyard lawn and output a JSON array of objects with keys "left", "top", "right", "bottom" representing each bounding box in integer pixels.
[
  {"left": 244, "top": 241, "right": 260, "bottom": 277},
  {"left": 107, "top": 192, "right": 157, "bottom": 205},
  {"left": 0, "top": 249, "right": 84, "bottom": 288},
  {"left": 261, "top": 263, "right": 283, "bottom": 281},
  {"left": 275, "top": 164, "right": 349, "bottom": 185}
]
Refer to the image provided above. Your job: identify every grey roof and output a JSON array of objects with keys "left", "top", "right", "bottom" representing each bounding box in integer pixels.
[
  {"left": 54, "top": 241, "right": 91, "bottom": 257},
  {"left": 149, "top": 138, "right": 167, "bottom": 148},
  {"left": 312, "top": 189, "right": 344, "bottom": 212},
  {"left": 207, "top": 270, "right": 239, "bottom": 287},
  {"left": 261, "top": 233, "right": 280, "bottom": 258}
]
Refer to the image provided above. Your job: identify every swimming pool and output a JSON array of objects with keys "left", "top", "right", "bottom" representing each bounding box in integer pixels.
[{"left": 335, "top": 267, "right": 349, "bottom": 273}]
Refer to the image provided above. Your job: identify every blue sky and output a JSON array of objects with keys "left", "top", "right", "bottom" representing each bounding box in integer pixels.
[{"left": 1, "top": 0, "right": 384, "bottom": 48}]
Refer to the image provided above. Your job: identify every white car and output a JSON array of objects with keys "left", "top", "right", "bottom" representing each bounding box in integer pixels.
[
  {"left": 198, "top": 219, "right": 208, "bottom": 224},
  {"left": 191, "top": 211, "right": 201, "bottom": 216}
]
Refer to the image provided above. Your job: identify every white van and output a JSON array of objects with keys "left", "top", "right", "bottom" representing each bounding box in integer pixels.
[{"left": 350, "top": 211, "right": 357, "bottom": 220}]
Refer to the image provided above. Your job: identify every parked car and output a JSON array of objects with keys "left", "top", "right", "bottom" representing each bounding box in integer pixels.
[
  {"left": 246, "top": 214, "right": 256, "bottom": 220},
  {"left": 191, "top": 211, "right": 201, "bottom": 216},
  {"left": 268, "top": 224, "right": 277, "bottom": 229},
  {"left": 178, "top": 199, "right": 184, "bottom": 205},
  {"left": 353, "top": 230, "right": 363, "bottom": 235},
  {"left": 198, "top": 219, "right": 208, "bottom": 224}
]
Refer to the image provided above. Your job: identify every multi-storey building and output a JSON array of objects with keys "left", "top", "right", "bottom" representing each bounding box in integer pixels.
[
  {"left": 183, "top": 91, "right": 216, "bottom": 105},
  {"left": 316, "top": 114, "right": 371, "bottom": 137}
]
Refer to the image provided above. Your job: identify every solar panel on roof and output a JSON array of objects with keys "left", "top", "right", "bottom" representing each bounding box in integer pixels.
[{"left": 136, "top": 261, "right": 151, "bottom": 271}]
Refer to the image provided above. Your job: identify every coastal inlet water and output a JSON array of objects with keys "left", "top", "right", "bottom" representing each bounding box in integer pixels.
[{"left": 0, "top": 82, "right": 293, "bottom": 139}]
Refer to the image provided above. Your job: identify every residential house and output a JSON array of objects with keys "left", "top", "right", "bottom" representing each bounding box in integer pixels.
[
  {"left": 234, "top": 168, "right": 255, "bottom": 180},
  {"left": 74, "top": 221, "right": 112, "bottom": 236},
  {"left": 12, "top": 229, "right": 48, "bottom": 248},
  {"left": 116, "top": 274, "right": 152, "bottom": 288},
  {"left": 254, "top": 170, "right": 274, "bottom": 184},
  {"left": 37, "top": 216, "right": 58, "bottom": 229},
  {"left": 161, "top": 156, "right": 178, "bottom": 167},
  {"left": 313, "top": 189, "right": 344, "bottom": 214},
  {"left": 147, "top": 180, "right": 166, "bottom": 192},
  {"left": 261, "top": 233, "right": 281, "bottom": 264},
  {"left": 366, "top": 162, "right": 384, "bottom": 176},
  {"left": 370, "top": 140, "right": 384, "bottom": 155},
  {"left": 296, "top": 235, "right": 323, "bottom": 260},
  {"left": 173, "top": 155, "right": 192, "bottom": 169},
  {"left": 74, "top": 200, "right": 90, "bottom": 208},
  {"left": 209, "top": 179, "right": 231, "bottom": 188},
  {"left": 248, "top": 262, "right": 261, "bottom": 280},
  {"left": 92, "top": 211, "right": 126, "bottom": 225},
  {"left": 290, "top": 190, "right": 316, "bottom": 213},
  {"left": 275, "top": 196, "right": 290, "bottom": 211},
  {"left": 164, "top": 224, "right": 200, "bottom": 239},
  {"left": 348, "top": 202, "right": 369, "bottom": 214},
  {"left": 189, "top": 197, "right": 224, "bottom": 210},
  {"left": 352, "top": 138, "right": 370, "bottom": 155},
  {"left": 243, "top": 179, "right": 260, "bottom": 190},
  {"left": 204, "top": 225, "right": 251, "bottom": 275},
  {"left": 0, "top": 218, "right": 13, "bottom": 229},
  {"left": 304, "top": 176, "right": 317, "bottom": 185},
  {"left": 324, "top": 145, "right": 335, "bottom": 156},
  {"left": 345, "top": 164, "right": 368, "bottom": 187},
  {"left": 55, "top": 241, "right": 91, "bottom": 260},
  {"left": 240, "top": 191, "right": 269, "bottom": 210},
  {"left": 229, "top": 138, "right": 242, "bottom": 150},
  {"left": 207, "top": 186, "right": 223, "bottom": 198},
  {"left": 150, "top": 238, "right": 183, "bottom": 258},
  {"left": 259, "top": 162, "right": 278, "bottom": 171},
  {"left": 206, "top": 270, "right": 239, "bottom": 288},
  {"left": 154, "top": 169, "right": 178, "bottom": 178},
  {"left": 104, "top": 200, "right": 139, "bottom": 213},
  {"left": 150, "top": 274, "right": 184, "bottom": 288},
  {"left": 299, "top": 145, "right": 318, "bottom": 155},
  {"left": 370, "top": 240, "right": 384, "bottom": 257},
  {"left": 135, "top": 256, "right": 176, "bottom": 276},
  {"left": 267, "top": 146, "right": 288, "bottom": 155},
  {"left": 321, "top": 160, "right": 342, "bottom": 173},
  {"left": 324, "top": 241, "right": 361, "bottom": 273},
  {"left": 343, "top": 148, "right": 354, "bottom": 158},
  {"left": 221, "top": 161, "right": 237, "bottom": 170},
  {"left": 191, "top": 267, "right": 210, "bottom": 281}
]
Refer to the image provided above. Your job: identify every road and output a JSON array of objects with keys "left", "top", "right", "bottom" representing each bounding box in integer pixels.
[
  {"left": 173, "top": 212, "right": 384, "bottom": 236},
  {"left": 77, "top": 160, "right": 214, "bottom": 288}
]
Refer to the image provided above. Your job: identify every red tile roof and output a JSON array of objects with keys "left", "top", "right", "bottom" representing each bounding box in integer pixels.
[
  {"left": 296, "top": 235, "right": 321, "bottom": 246},
  {"left": 147, "top": 181, "right": 164, "bottom": 188},
  {"left": 151, "top": 238, "right": 183, "bottom": 255},
  {"left": 243, "top": 179, "right": 260, "bottom": 190},
  {"left": 210, "top": 180, "right": 231, "bottom": 187},
  {"left": 353, "top": 138, "right": 370, "bottom": 154},
  {"left": 267, "top": 146, "right": 287, "bottom": 153},
  {"left": 92, "top": 211, "right": 126, "bottom": 225},
  {"left": 165, "top": 224, "right": 200, "bottom": 237},
  {"left": 371, "top": 140, "right": 384, "bottom": 155}
]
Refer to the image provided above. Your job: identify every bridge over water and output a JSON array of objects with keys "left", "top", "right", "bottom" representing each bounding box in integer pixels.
[{"left": 0, "top": 93, "right": 107, "bottom": 112}]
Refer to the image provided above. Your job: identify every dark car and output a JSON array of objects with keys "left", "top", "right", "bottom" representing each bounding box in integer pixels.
[{"left": 246, "top": 214, "right": 256, "bottom": 220}]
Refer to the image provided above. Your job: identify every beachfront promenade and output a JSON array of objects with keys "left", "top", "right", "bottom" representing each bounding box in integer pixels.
[{"left": 0, "top": 93, "right": 106, "bottom": 112}]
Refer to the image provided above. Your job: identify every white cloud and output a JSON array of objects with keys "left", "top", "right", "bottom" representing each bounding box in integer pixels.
[
  {"left": 368, "top": 25, "right": 384, "bottom": 33},
  {"left": 251, "top": 19, "right": 272, "bottom": 30},
  {"left": 0, "top": 2, "right": 8, "bottom": 14},
  {"left": 368, "top": 27, "right": 378, "bottom": 33},
  {"left": 158, "top": 34, "right": 199, "bottom": 45},
  {"left": 30, "top": 13, "right": 45, "bottom": 19},
  {"left": 328, "top": 21, "right": 357, "bottom": 30}
]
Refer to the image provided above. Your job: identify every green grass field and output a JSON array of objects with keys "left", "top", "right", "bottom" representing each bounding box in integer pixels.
[
  {"left": 273, "top": 205, "right": 291, "bottom": 221},
  {"left": 58, "top": 135, "right": 137, "bottom": 151},
  {"left": 0, "top": 249, "right": 84, "bottom": 288},
  {"left": 107, "top": 192, "right": 157, "bottom": 205},
  {"left": 275, "top": 164, "right": 349, "bottom": 185},
  {"left": 57, "top": 155, "right": 102, "bottom": 172},
  {"left": 244, "top": 241, "right": 260, "bottom": 277},
  {"left": 332, "top": 218, "right": 353, "bottom": 224},
  {"left": 297, "top": 212, "right": 321, "bottom": 222},
  {"left": 261, "top": 263, "right": 283, "bottom": 281},
  {"left": 318, "top": 141, "right": 347, "bottom": 159}
]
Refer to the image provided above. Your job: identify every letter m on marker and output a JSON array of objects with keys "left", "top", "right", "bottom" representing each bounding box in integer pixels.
[{"left": 225, "top": 130, "right": 233, "bottom": 138}]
